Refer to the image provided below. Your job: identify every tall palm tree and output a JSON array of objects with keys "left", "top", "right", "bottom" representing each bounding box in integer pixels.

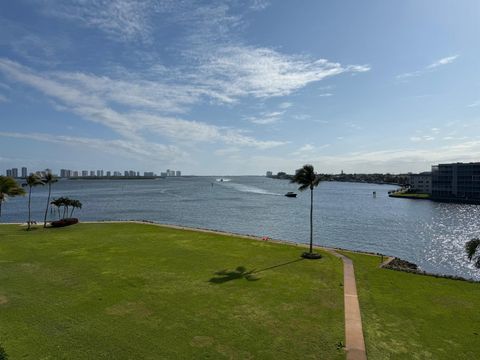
[
  {"left": 42, "top": 172, "right": 58, "bottom": 228},
  {"left": 465, "top": 238, "right": 480, "bottom": 268},
  {"left": 0, "top": 176, "right": 26, "bottom": 218},
  {"left": 23, "top": 174, "right": 44, "bottom": 230},
  {"left": 291, "top": 164, "right": 322, "bottom": 258}
]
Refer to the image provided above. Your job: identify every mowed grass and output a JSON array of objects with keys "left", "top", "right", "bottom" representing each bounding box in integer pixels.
[
  {"left": 0, "top": 223, "right": 344, "bottom": 359},
  {"left": 343, "top": 252, "right": 480, "bottom": 360}
]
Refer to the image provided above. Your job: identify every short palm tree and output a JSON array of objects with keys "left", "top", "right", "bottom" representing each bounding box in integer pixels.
[
  {"left": 42, "top": 172, "right": 58, "bottom": 228},
  {"left": 291, "top": 164, "right": 322, "bottom": 259},
  {"left": 50, "top": 198, "right": 62, "bottom": 219},
  {"left": 69, "top": 199, "right": 82, "bottom": 217},
  {"left": 465, "top": 238, "right": 480, "bottom": 268},
  {"left": 23, "top": 174, "right": 44, "bottom": 230},
  {"left": 0, "top": 176, "right": 26, "bottom": 218}
]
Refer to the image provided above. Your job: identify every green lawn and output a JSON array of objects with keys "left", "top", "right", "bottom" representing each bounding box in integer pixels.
[
  {"left": 389, "top": 192, "right": 431, "bottom": 199},
  {"left": 0, "top": 223, "right": 344, "bottom": 359},
  {"left": 344, "top": 252, "right": 480, "bottom": 360}
]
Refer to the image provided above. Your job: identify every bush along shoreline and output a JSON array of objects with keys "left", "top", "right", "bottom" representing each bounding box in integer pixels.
[{"left": 382, "top": 257, "right": 479, "bottom": 283}]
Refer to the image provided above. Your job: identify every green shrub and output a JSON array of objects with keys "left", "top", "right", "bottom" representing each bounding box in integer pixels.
[{"left": 0, "top": 344, "right": 8, "bottom": 360}]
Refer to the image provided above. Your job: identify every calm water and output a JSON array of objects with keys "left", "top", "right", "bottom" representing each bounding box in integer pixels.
[{"left": 1, "top": 177, "right": 480, "bottom": 280}]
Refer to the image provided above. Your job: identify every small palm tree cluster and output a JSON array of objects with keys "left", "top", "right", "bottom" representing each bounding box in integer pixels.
[
  {"left": 0, "top": 172, "right": 82, "bottom": 230},
  {"left": 50, "top": 197, "right": 83, "bottom": 219}
]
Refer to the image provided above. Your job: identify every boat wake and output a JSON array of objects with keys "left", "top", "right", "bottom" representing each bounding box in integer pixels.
[{"left": 221, "top": 182, "right": 282, "bottom": 196}]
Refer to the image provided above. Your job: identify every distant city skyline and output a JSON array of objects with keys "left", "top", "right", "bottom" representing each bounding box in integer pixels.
[
  {"left": 0, "top": 1, "right": 479, "bottom": 175},
  {"left": 3, "top": 166, "right": 181, "bottom": 178}
]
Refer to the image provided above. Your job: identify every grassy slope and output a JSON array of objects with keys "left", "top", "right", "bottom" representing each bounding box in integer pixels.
[
  {"left": 0, "top": 223, "right": 344, "bottom": 359},
  {"left": 344, "top": 252, "right": 480, "bottom": 360},
  {"left": 389, "top": 193, "right": 431, "bottom": 199}
]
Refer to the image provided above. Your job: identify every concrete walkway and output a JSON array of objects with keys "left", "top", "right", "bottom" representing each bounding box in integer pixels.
[{"left": 328, "top": 250, "right": 367, "bottom": 360}]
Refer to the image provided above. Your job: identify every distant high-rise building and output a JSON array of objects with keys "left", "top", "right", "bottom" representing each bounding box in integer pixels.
[
  {"left": 90, "top": 170, "right": 95, "bottom": 177},
  {"left": 97, "top": 170, "right": 104, "bottom": 177},
  {"left": 266, "top": 171, "right": 273, "bottom": 177},
  {"left": 114, "top": 171, "right": 121, "bottom": 176},
  {"left": 176, "top": 171, "right": 181, "bottom": 177},
  {"left": 59, "top": 169, "right": 72, "bottom": 178},
  {"left": 106, "top": 171, "right": 111, "bottom": 177},
  {"left": 160, "top": 172, "right": 167, "bottom": 177},
  {"left": 72, "top": 171, "right": 79, "bottom": 177},
  {"left": 136, "top": 171, "right": 140, "bottom": 177},
  {"left": 124, "top": 170, "right": 129, "bottom": 177},
  {"left": 21, "top": 167, "right": 27, "bottom": 178},
  {"left": 82, "top": 170, "right": 88, "bottom": 177},
  {"left": 6, "top": 169, "right": 12, "bottom": 177},
  {"left": 11, "top": 168, "right": 18, "bottom": 178},
  {"left": 144, "top": 172, "right": 154, "bottom": 177}
]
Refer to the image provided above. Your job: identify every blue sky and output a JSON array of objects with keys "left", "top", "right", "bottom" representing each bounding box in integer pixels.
[{"left": 0, "top": 0, "right": 479, "bottom": 175}]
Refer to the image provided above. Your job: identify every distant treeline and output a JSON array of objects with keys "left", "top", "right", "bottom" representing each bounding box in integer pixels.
[{"left": 268, "top": 172, "right": 409, "bottom": 185}]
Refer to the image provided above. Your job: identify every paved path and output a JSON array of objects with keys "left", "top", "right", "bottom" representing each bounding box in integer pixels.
[{"left": 328, "top": 250, "right": 367, "bottom": 360}]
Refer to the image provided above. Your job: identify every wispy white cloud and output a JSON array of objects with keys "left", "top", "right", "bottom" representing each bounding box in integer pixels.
[
  {"left": 0, "top": 131, "right": 185, "bottom": 161},
  {"left": 249, "top": 0, "right": 270, "bottom": 11},
  {"left": 279, "top": 102, "right": 293, "bottom": 109},
  {"left": 193, "top": 46, "right": 370, "bottom": 101},
  {"left": 244, "top": 140, "right": 480, "bottom": 174},
  {"left": 0, "top": 58, "right": 287, "bottom": 150},
  {"left": 467, "top": 100, "right": 480, "bottom": 108},
  {"left": 2, "top": 1, "right": 371, "bottom": 168},
  {"left": 42, "top": 0, "right": 162, "bottom": 42},
  {"left": 410, "top": 135, "right": 435, "bottom": 142},
  {"left": 247, "top": 110, "right": 285, "bottom": 125},
  {"left": 397, "top": 54, "right": 459, "bottom": 80},
  {"left": 426, "top": 55, "right": 459, "bottom": 69},
  {"left": 0, "top": 94, "right": 8, "bottom": 102},
  {"left": 292, "top": 143, "right": 330, "bottom": 156}
]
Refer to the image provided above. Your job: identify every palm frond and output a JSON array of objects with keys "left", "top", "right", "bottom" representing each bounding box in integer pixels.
[
  {"left": 43, "top": 172, "right": 58, "bottom": 184},
  {"left": 291, "top": 164, "right": 322, "bottom": 191},
  {"left": 298, "top": 184, "right": 310, "bottom": 192},
  {"left": 24, "top": 174, "right": 45, "bottom": 187},
  {"left": 0, "top": 176, "right": 26, "bottom": 197}
]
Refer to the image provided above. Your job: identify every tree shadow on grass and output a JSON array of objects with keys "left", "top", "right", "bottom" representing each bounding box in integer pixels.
[
  {"left": 209, "top": 258, "right": 305, "bottom": 284},
  {"left": 209, "top": 266, "right": 259, "bottom": 284}
]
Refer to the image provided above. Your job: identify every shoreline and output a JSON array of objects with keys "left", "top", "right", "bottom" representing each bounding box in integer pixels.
[{"left": 3, "top": 219, "right": 478, "bottom": 282}]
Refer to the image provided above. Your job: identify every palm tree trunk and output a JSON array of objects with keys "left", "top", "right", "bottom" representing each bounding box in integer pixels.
[
  {"left": 27, "top": 186, "right": 32, "bottom": 230},
  {"left": 0, "top": 201, "right": 2, "bottom": 217},
  {"left": 44, "top": 183, "right": 51, "bottom": 228},
  {"left": 310, "top": 187, "right": 313, "bottom": 253}
]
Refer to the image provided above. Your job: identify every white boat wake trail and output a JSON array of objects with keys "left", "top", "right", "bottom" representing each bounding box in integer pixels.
[{"left": 221, "top": 182, "right": 282, "bottom": 196}]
